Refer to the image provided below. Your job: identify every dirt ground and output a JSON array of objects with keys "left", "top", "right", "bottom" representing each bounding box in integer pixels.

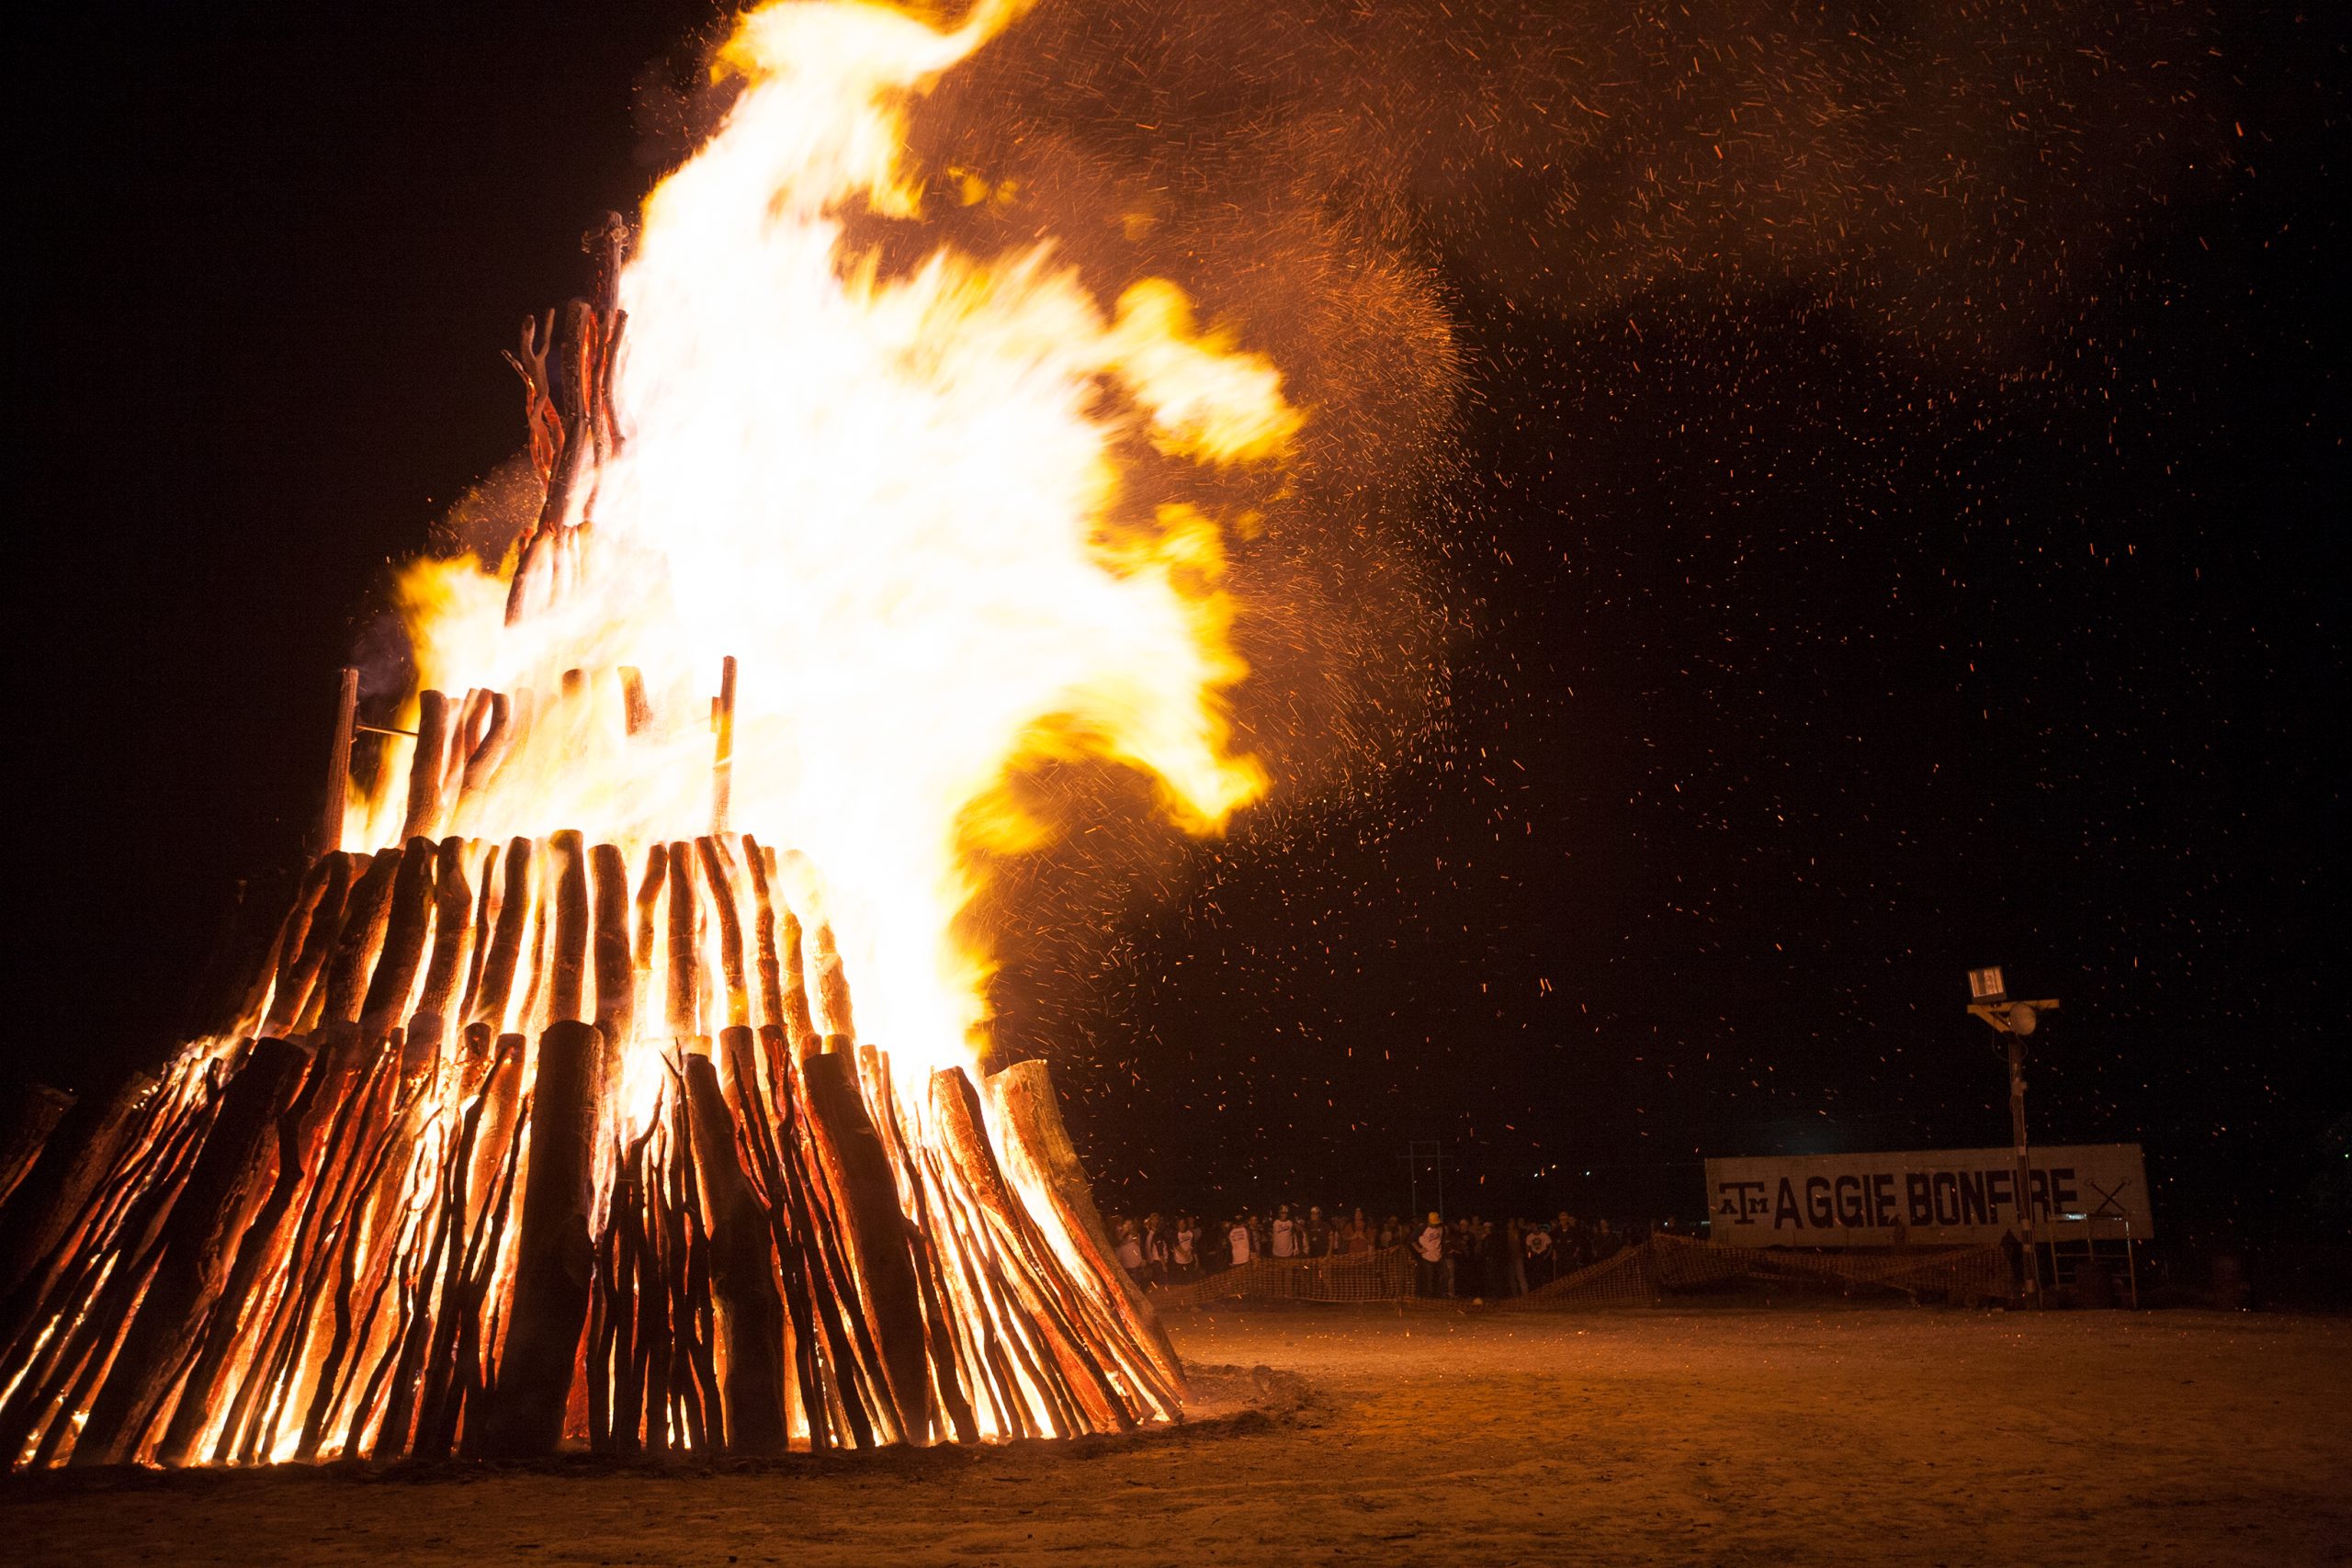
[{"left": 7, "top": 1305, "right": 2346, "bottom": 1566}]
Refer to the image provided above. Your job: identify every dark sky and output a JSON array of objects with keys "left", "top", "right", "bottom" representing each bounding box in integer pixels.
[{"left": 15, "top": 4, "right": 2346, "bottom": 1242}]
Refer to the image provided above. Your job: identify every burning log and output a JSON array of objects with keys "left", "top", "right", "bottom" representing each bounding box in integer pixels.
[
  {"left": 619, "top": 666, "right": 651, "bottom": 735},
  {"left": 685, "top": 1043, "right": 787, "bottom": 1453},
  {"left": 320, "top": 667, "right": 358, "bottom": 854},
  {"left": 265, "top": 851, "right": 357, "bottom": 1037},
  {"left": 479, "top": 1020, "right": 603, "bottom": 1457},
  {"left": 359, "top": 838, "right": 438, "bottom": 1041},
  {"left": 695, "top": 836, "right": 752, "bottom": 1031},
  {"left": 322, "top": 848, "right": 404, "bottom": 1032},
  {"left": 590, "top": 842, "right": 634, "bottom": 1059},
  {"left": 469, "top": 837, "right": 537, "bottom": 1031},
  {"left": 810, "top": 921, "right": 856, "bottom": 1043},
  {"left": 711, "top": 656, "right": 737, "bottom": 835},
  {"left": 665, "top": 840, "right": 700, "bottom": 1041},
  {"left": 454, "top": 692, "right": 514, "bottom": 820},
  {"left": 72, "top": 1037, "right": 311, "bottom": 1464},
  {"left": 802, "top": 1051, "right": 931, "bottom": 1442},
  {"left": 0, "top": 1077, "right": 220, "bottom": 1467},
  {"left": 548, "top": 829, "right": 592, "bottom": 1025},
  {"left": 5, "top": 848, "right": 1186, "bottom": 1465},
  {"left": 152, "top": 1042, "right": 341, "bottom": 1466},
  {"left": 412, "top": 834, "right": 480, "bottom": 1043},
  {"left": 401, "top": 689, "right": 453, "bottom": 842}
]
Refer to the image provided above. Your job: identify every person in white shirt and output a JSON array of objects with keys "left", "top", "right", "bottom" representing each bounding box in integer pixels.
[
  {"left": 1413, "top": 1212, "right": 1447, "bottom": 1297},
  {"left": 1271, "top": 1204, "right": 1299, "bottom": 1258},
  {"left": 1172, "top": 1218, "right": 1199, "bottom": 1280},
  {"left": 1227, "top": 1217, "right": 1251, "bottom": 1269},
  {"left": 1114, "top": 1220, "right": 1145, "bottom": 1276}
]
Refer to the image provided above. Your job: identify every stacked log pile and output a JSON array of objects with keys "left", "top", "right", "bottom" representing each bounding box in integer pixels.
[{"left": 0, "top": 816, "right": 1181, "bottom": 1466}]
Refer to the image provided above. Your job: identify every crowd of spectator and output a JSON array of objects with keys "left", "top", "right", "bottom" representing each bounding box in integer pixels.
[{"left": 1102, "top": 1203, "right": 1646, "bottom": 1299}]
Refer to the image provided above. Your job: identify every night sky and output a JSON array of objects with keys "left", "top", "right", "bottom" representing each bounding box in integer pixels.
[{"left": 16, "top": 4, "right": 2345, "bottom": 1247}]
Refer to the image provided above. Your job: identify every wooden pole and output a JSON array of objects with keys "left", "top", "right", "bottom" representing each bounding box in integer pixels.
[
  {"left": 321, "top": 667, "right": 359, "bottom": 855},
  {"left": 619, "top": 666, "right": 650, "bottom": 735},
  {"left": 72, "top": 1038, "right": 311, "bottom": 1464},
  {"left": 358, "top": 839, "right": 437, "bottom": 1041},
  {"left": 711, "top": 656, "right": 737, "bottom": 835},
  {"left": 478, "top": 1019, "right": 604, "bottom": 1457},
  {"left": 322, "top": 849, "right": 404, "bottom": 1032},
  {"left": 548, "top": 830, "right": 592, "bottom": 1025},
  {"left": 802, "top": 1052, "right": 931, "bottom": 1442},
  {"left": 400, "top": 690, "right": 452, "bottom": 842},
  {"left": 589, "top": 843, "right": 634, "bottom": 1062},
  {"left": 684, "top": 1045, "right": 787, "bottom": 1453},
  {"left": 665, "top": 841, "right": 700, "bottom": 1041}
]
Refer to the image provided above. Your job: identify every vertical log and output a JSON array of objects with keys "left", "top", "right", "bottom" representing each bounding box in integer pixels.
[
  {"left": 321, "top": 667, "right": 358, "bottom": 855},
  {"left": 710, "top": 656, "right": 737, "bottom": 835},
  {"left": 741, "top": 836, "right": 786, "bottom": 1032},
  {"left": 778, "top": 903, "right": 818, "bottom": 1060},
  {"left": 634, "top": 842, "right": 668, "bottom": 976},
  {"left": 809, "top": 921, "right": 855, "bottom": 1043},
  {"left": 72, "top": 1038, "right": 311, "bottom": 1464},
  {"left": 413, "top": 835, "right": 479, "bottom": 1032},
  {"left": 322, "top": 848, "right": 405, "bottom": 1031},
  {"left": 440, "top": 689, "right": 488, "bottom": 804},
  {"left": 458, "top": 840, "right": 501, "bottom": 1023},
  {"left": 359, "top": 838, "right": 438, "bottom": 1040},
  {"left": 454, "top": 691, "right": 513, "bottom": 820},
  {"left": 469, "top": 837, "right": 537, "bottom": 1031},
  {"left": 478, "top": 1019, "right": 604, "bottom": 1458},
  {"left": 253, "top": 856, "right": 335, "bottom": 1035},
  {"left": 547, "top": 829, "right": 592, "bottom": 1025},
  {"left": 802, "top": 1052, "right": 931, "bottom": 1442},
  {"left": 619, "top": 666, "right": 651, "bottom": 735},
  {"left": 400, "top": 690, "right": 452, "bottom": 842},
  {"left": 685, "top": 1042, "right": 786, "bottom": 1453},
  {"left": 665, "top": 840, "right": 700, "bottom": 1041},
  {"left": 590, "top": 843, "right": 635, "bottom": 1059},
  {"left": 265, "top": 852, "right": 357, "bottom": 1036},
  {"left": 695, "top": 837, "right": 752, "bottom": 1030}
]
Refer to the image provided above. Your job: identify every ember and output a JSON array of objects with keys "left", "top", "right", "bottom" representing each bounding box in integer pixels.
[{"left": 0, "top": 0, "right": 1301, "bottom": 1466}]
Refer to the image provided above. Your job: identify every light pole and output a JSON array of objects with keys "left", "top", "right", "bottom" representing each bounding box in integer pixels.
[{"left": 1967, "top": 966, "right": 2060, "bottom": 1305}]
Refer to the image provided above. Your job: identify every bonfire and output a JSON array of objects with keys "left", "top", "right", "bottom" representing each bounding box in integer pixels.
[{"left": 0, "top": 0, "right": 1299, "bottom": 1466}]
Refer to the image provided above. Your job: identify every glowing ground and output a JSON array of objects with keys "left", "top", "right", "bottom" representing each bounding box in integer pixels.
[{"left": 9, "top": 1306, "right": 2344, "bottom": 1565}]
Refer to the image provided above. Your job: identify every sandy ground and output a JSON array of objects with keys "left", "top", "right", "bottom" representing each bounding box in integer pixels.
[{"left": 6, "top": 1305, "right": 2346, "bottom": 1566}]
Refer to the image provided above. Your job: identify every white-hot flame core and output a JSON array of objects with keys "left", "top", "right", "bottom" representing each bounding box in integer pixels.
[{"left": 364, "top": 0, "right": 1294, "bottom": 1074}]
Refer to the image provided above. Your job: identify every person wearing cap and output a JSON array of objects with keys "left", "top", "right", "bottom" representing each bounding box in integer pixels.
[
  {"left": 1412, "top": 1212, "right": 1446, "bottom": 1297},
  {"left": 1271, "top": 1203, "right": 1299, "bottom": 1258}
]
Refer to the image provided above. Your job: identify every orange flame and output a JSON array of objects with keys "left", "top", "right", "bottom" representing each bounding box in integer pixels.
[{"left": 357, "top": 0, "right": 1295, "bottom": 1074}]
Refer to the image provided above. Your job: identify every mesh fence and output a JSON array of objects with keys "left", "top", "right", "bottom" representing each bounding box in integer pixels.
[{"left": 1148, "top": 1234, "right": 2012, "bottom": 1312}]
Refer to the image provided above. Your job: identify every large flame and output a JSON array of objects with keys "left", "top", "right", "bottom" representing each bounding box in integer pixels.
[{"left": 358, "top": 0, "right": 1295, "bottom": 1073}]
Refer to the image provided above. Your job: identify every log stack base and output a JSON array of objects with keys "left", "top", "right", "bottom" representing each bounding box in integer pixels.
[{"left": 0, "top": 836, "right": 1180, "bottom": 1467}]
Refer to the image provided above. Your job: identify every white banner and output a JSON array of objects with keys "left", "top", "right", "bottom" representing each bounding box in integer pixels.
[{"left": 1704, "top": 1144, "right": 2152, "bottom": 1247}]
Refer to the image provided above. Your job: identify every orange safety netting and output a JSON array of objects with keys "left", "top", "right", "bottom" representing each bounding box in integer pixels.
[{"left": 1148, "top": 1234, "right": 2014, "bottom": 1311}]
